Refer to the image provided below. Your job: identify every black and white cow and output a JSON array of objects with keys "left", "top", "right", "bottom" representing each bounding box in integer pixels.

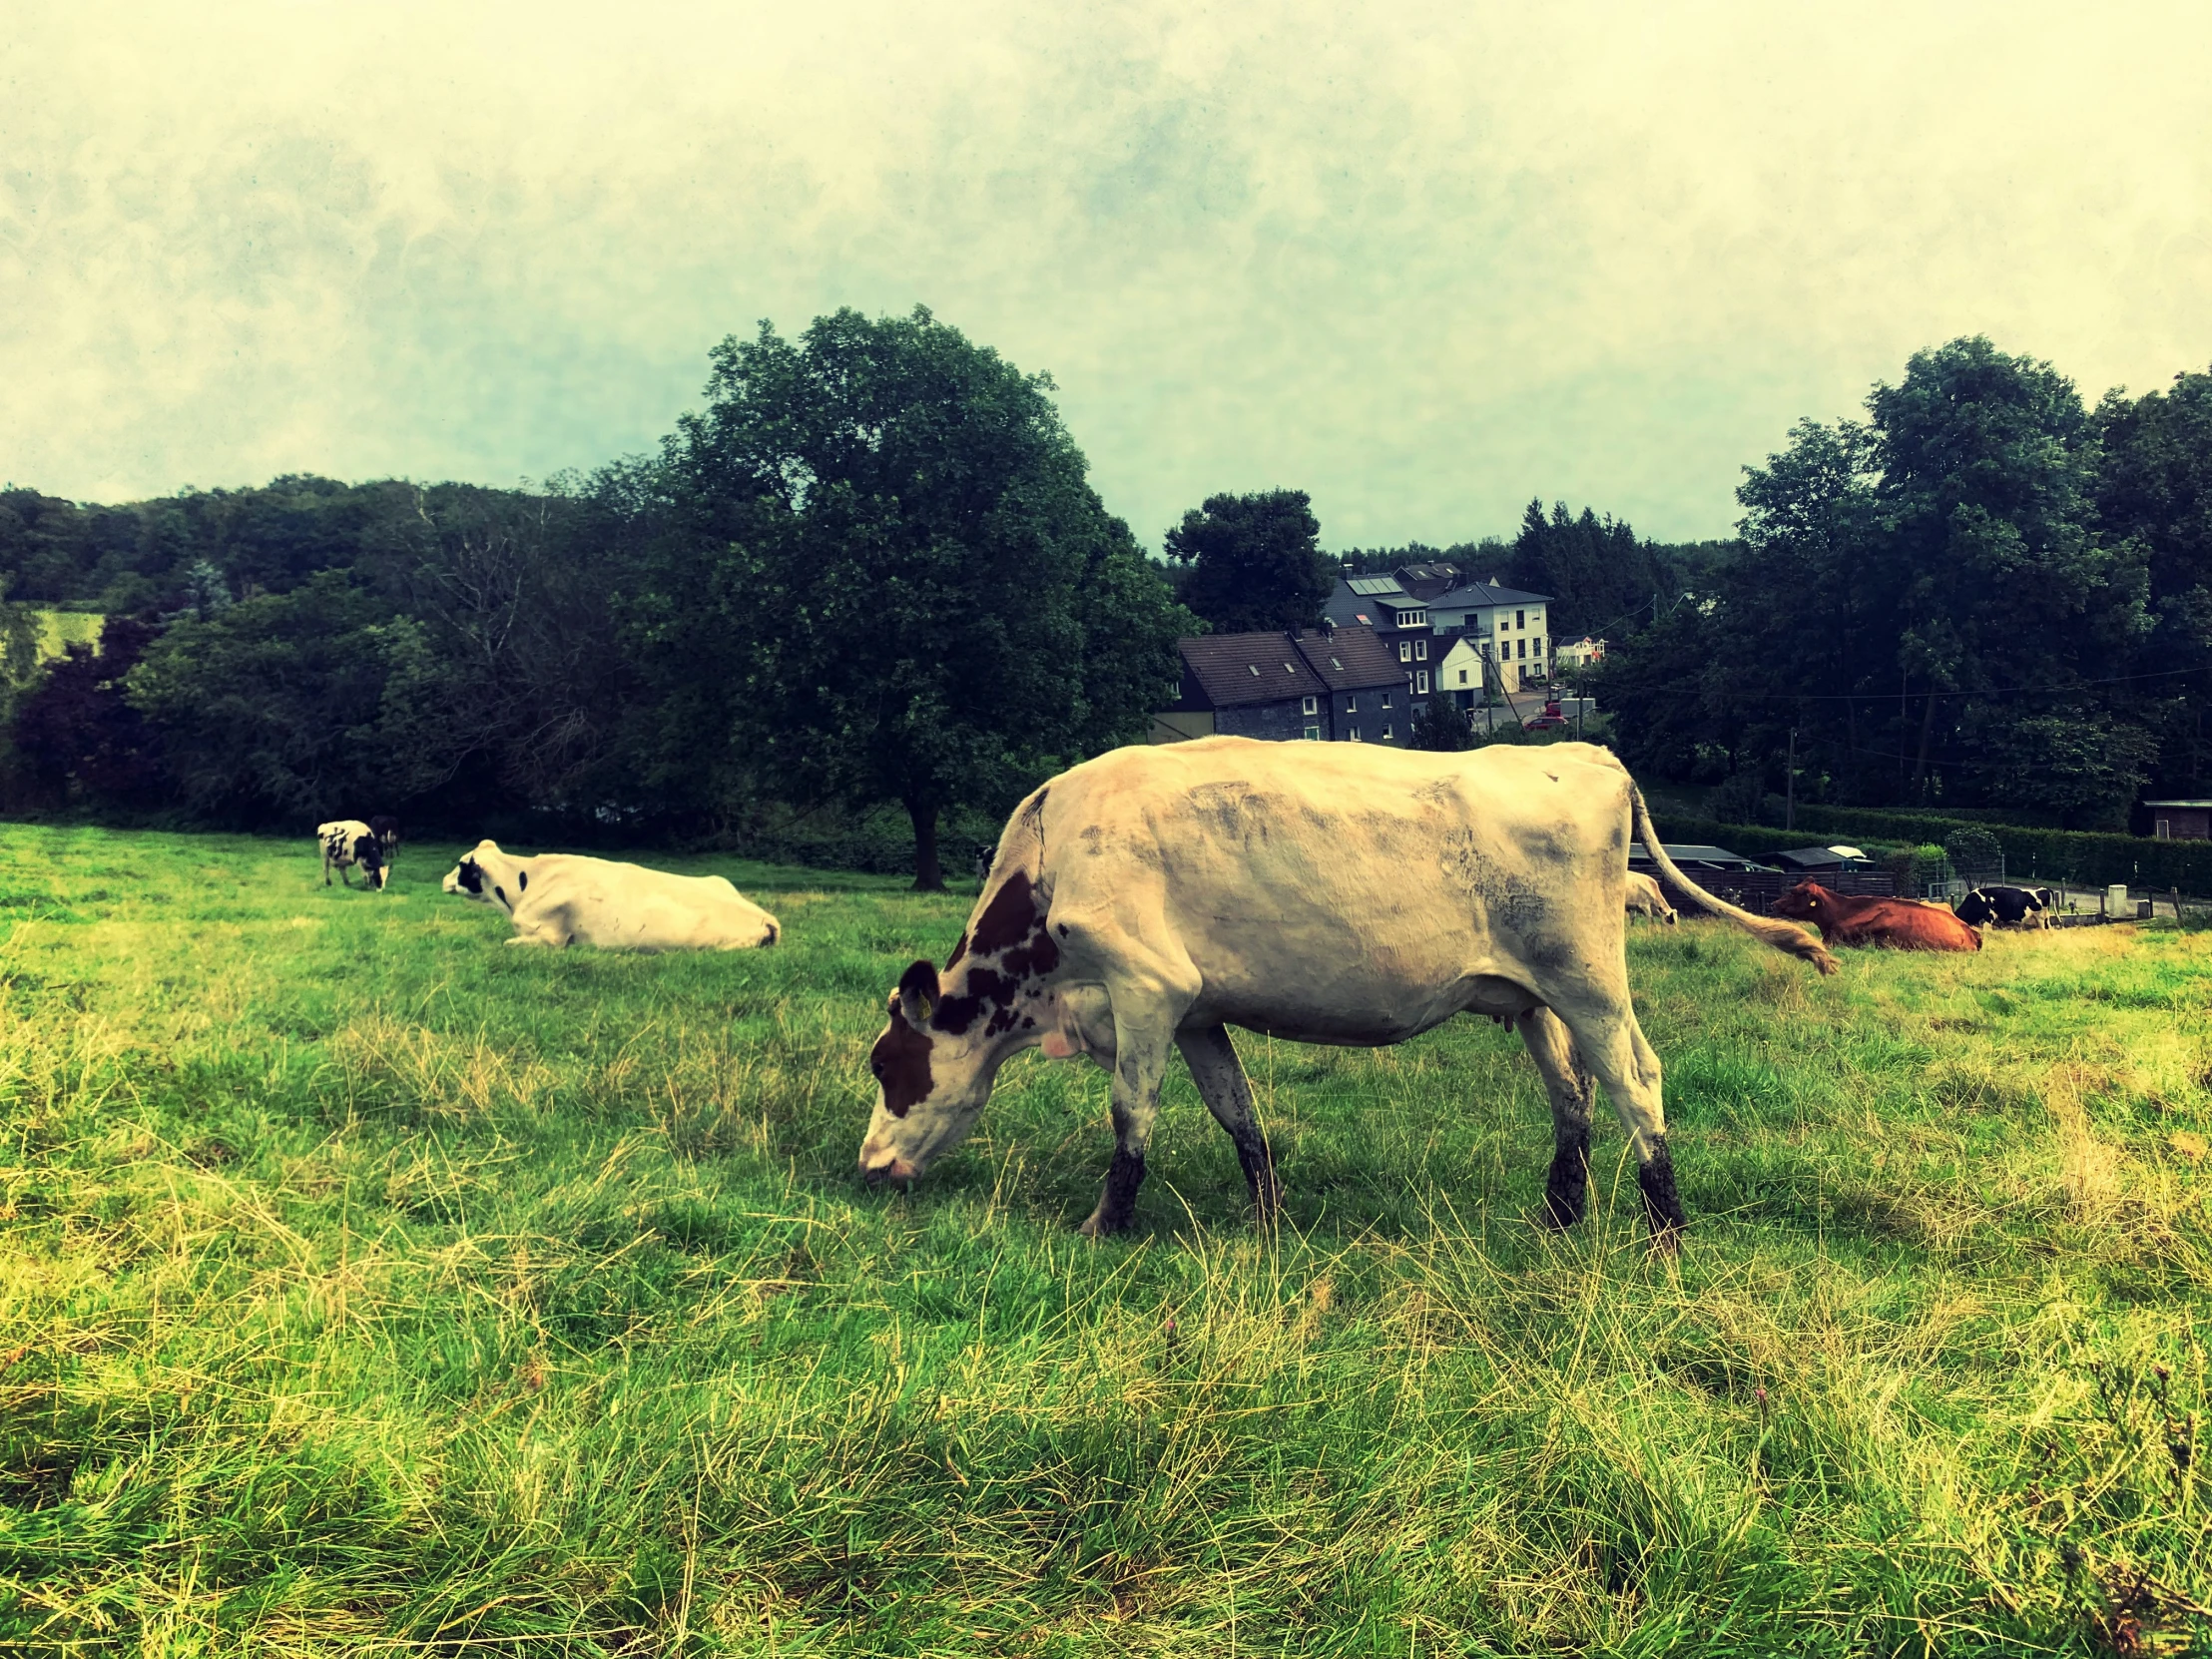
[
  {"left": 1953, "top": 884, "right": 2048, "bottom": 929},
  {"left": 367, "top": 816, "right": 401, "bottom": 864},
  {"left": 317, "top": 820, "right": 388, "bottom": 889}
]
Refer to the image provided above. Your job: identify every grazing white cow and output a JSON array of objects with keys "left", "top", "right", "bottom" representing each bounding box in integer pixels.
[
  {"left": 317, "top": 820, "right": 387, "bottom": 889},
  {"left": 440, "top": 840, "right": 780, "bottom": 950},
  {"left": 859, "top": 739, "right": 1834, "bottom": 1245},
  {"left": 1624, "top": 870, "right": 1678, "bottom": 925}
]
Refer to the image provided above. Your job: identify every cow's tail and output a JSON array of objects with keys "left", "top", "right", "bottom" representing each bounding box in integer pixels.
[{"left": 1630, "top": 785, "right": 1839, "bottom": 976}]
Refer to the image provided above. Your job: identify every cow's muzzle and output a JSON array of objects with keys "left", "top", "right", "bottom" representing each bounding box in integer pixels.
[{"left": 859, "top": 1149, "right": 919, "bottom": 1187}]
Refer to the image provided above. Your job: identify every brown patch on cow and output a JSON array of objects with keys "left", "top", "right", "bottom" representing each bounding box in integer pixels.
[
  {"left": 970, "top": 870, "right": 1040, "bottom": 955},
  {"left": 933, "top": 966, "right": 1018, "bottom": 1036},
  {"left": 1000, "top": 921, "right": 1060, "bottom": 981},
  {"left": 869, "top": 1014, "right": 934, "bottom": 1119}
]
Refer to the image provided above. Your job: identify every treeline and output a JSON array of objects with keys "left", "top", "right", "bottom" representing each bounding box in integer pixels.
[
  {"left": 0, "top": 307, "right": 1192, "bottom": 885},
  {"left": 1595, "top": 337, "right": 2212, "bottom": 830}
]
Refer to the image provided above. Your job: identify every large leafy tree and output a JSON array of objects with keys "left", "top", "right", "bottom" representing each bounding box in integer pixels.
[
  {"left": 1163, "top": 489, "right": 1331, "bottom": 635},
  {"left": 671, "top": 306, "right": 1189, "bottom": 887},
  {"left": 2095, "top": 365, "right": 2212, "bottom": 795},
  {"left": 1867, "top": 336, "right": 2149, "bottom": 807},
  {"left": 126, "top": 573, "right": 456, "bottom": 825}
]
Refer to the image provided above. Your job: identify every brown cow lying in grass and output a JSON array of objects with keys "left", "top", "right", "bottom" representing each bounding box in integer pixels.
[{"left": 1772, "top": 880, "right": 1982, "bottom": 951}]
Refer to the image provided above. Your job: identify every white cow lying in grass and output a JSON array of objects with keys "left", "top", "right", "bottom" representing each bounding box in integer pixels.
[{"left": 440, "top": 840, "right": 780, "bottom": 950}]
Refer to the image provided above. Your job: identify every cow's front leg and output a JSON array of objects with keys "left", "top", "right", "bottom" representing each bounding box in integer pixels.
[
  {"left": 1079, "top": 1024, "right": 1175, "bottom": 1238},
  {"left": 1515, "top": 1007, "right": 1596, "bottom": 1229},
  {"left": 1175, "top": 1024, "right": 1280, "bottom": 1226}
]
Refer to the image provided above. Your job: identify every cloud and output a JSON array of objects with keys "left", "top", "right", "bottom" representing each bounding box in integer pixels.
[{"left": 5, "top": 0, "right": 2211, "bottom": 545}]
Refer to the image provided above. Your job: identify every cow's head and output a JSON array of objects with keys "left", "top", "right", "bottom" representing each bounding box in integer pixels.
[
  {"left": 1771, "top": 880, "right": 1828, "bottom": 921},
  {"left": 442, "top": 839, "right": 516, "bottom": 910},
  {"left": 857, "top": 870, "right": 1064, "bottom": 1187},
  {"left": 355, "top": 836, "right": 389, "bottom": 890}
]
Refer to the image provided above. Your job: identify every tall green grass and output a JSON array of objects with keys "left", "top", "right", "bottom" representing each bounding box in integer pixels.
[{"left": 0, "top": 825, "right": 2205, "bottom": 1655}]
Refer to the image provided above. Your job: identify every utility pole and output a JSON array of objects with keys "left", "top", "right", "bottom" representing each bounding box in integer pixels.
[{"left": 1785, "top": 727, "right": 1797, "bottom": 832}]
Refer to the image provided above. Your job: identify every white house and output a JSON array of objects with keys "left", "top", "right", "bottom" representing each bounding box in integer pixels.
[
  {"left": 1553, "top": 637, "right": 1605, "bottom": 672},
  {"left": 1425, "top": 580, "right": 1553, "bottom": 696}
]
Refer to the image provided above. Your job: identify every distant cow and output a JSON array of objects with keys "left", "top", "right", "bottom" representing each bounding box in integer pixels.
[
  {"left": 316, "top": 820, "right": 387, "bottom": 890},
  {"left": 440, "top": 839, "right": 780, "bottom": 950},
  {"left": 367, "top": 816, "right": 401, "bottom": 864},
  {"left": 971, "top": 841, "right": 997, "bottom": 882},
  {"left": 1774, "top": 881, "right": 1980, "bottom": 951},
  {"left": 1624, "top": 871, "right": 1678, "bottom": 925},
  {"left": 1954, "top": 884, "right": 2048, "bottom": 930}
]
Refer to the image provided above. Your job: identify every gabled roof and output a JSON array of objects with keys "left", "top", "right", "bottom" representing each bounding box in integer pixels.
[
  {"left": 1429, "top": 581, "right": 1552, "bottom": 610},
  {"left": 1294, "top": 624, "right": 1401, "bottom": 691},
  {"left": 1178, "top": 633, "right": 1329, "bottom": 709},
  {"left": 1393, "top": 562, "right": 1463, "bottom": 600}
]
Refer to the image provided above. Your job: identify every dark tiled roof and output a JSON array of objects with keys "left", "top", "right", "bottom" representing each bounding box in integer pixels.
[
  {"left": 1394, "top": 562, "right": 1463, "bottom": 599},
  {"left": 1429, "top": 581, "right": 1552, "bottom": 610},
  {"left": 1293, "top": 624, "right": 1402, "bottom": 691},
  {"left": 1178, "top": 633, "right": 1329, "bottom": 709}
]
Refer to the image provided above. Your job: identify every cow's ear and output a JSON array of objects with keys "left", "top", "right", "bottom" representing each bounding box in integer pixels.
[{"left": 896, "top": 959, "right": 939, "bottom": 1028}]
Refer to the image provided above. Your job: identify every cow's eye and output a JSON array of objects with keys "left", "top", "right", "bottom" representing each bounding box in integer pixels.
[{"left": 870, "top": 1057, "right": 886, "bottom": 1081}]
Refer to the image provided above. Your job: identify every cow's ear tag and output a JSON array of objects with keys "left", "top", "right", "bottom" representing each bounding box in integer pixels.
[{"left": 896, "top": 959, "right": 939, "bottom": 1026}]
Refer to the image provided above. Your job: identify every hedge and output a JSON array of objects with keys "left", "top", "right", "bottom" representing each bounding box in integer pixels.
[{"left": 1649, "top": 813, "right": 2212, "bottom": 895}]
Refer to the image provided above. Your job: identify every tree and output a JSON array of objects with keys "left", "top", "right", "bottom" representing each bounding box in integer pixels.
[
  {"left": 1507, "top": 500, "right": 1668, "bottom": 638},
  {"left": 11, "top": 618, "right": 168, "bottom": 809},
  {"left": 126, "top": 573, "right": 456, "bottom": 825},
  {"left": 1163, "top": 490, "right": 1331, "bottom": 636},
  {"left": 671, "top": 306, "right": 1190, "bottom": 888},
  {"left": 1409, "top": 690, "right": 1474, "bottom": 751}
]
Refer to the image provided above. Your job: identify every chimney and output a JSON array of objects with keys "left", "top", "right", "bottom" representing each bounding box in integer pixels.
[{"left": 1321, "top": 615, "right": 1336, "bottom": 640}]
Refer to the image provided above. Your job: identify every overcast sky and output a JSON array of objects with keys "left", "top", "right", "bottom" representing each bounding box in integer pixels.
[{"left": 7, "top": 3, "right": 2212, "bottom": 549}]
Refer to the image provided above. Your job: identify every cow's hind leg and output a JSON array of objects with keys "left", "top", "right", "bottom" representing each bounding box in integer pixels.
[
  {"left": 1175, "top": 1024, "right": 1281, "bottom": 1226},
  {"left": 1515, "top": 1007, "right": 1597, "bottom": 1229},
  {"left": 1551, "top": 1000, "right": 1686, "bottom": 1247},
  {"left": 1080, "top": 1022, "right": 1177, "bottom": 1239}
]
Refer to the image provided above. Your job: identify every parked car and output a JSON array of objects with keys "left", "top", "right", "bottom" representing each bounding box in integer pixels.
[{"left": 1523, "top": 698, "right": 1570, "bottom": 732}]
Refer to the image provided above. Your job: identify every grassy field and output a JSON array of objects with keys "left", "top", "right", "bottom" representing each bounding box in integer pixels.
[{"left": 0, "top": 825, "right": 2206, "bottom": 1656}]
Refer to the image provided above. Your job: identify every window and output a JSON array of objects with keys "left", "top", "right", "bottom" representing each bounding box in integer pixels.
[
  {"left": 1515, "top": 610, "right": 1525, "bottom": 629},
  {"left": 1301, "top": 695, "right": 1317, "bottom": 716},
  {"left": 1532, "top": 638, "right": 1542, "bottom": 657},
  {"left": 1381, "top": 691, "right": 1392, "bottom": 709},
  {"left": 1414, "top": 639, "right": 1428, "bottom": 661},
  {"left": 1415, "top": 670, "right": 1429, "bottom": 694},
  {"left": 1456, "top": 669, "right": 1467, "bottom": 685},
  {"left": 1284, "top": 662, "right": 1297, "bottom": 674},
  {"left": 1382, "top": 725, "right": 1393, "bottom": 740},
  {"left": 1345, "top": 695, "right": 1357, "bottom": 713},
  {"left": 1398, "top": 641, "right": 1411, "bottom": 663},
  {"left": 1348, "top": 726, "right": 1362, "bottom": 742},
  {"left": 1304, "top": 725, "right": 1322, "bottom": 741},
  {"left": 1248, "top": 664, "right": 1260, "bottom": 676},
  {"left": 1517, "top": 639, "right": 1526, "bottom": 659}
]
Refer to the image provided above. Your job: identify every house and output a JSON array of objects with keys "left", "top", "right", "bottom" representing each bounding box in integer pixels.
[
  {"left": 1153, "top": 622, "right": 1410, "bottom": 746},
  {"left": 1326, "top": 575, "right": 1440, "bottom": 700},
  {"left": 2143, "top": 800, "right": 2212, "bottom": 840},
  {"left": 1426, "top": 579, "right": 1554, "bottom": 695},
  {"left": 1553, "top": 637, "right": 1605, "bottom": 672}
]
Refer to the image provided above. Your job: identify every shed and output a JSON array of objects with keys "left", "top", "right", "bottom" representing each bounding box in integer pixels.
[{"left": 2142, "top": 800, "right": 2212, "bottom": 840}]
